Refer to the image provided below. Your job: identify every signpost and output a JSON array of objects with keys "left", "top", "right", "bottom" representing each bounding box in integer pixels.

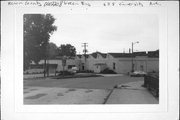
[
  {"left": 62, "top": 56, "right": 67, "bottom": 77},
  {"left": 131, "top": 41, "right": 139, "bottom": 72}
]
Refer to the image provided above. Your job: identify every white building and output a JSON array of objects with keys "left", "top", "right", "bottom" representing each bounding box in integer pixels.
[
  {"left": 79, "top": 51, "right": 159, "bottom": 74},
  {"left": 29, "top": 50, "right": 159, "bottom": 74}
]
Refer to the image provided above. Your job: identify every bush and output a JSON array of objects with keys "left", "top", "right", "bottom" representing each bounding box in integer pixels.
[
  {"left": 77, "top": 70, "right": 94, "bottom": 73},
  {"left": 100, "top": 68, "right": 117, "bottom": 74},
  {"left": 58, "top": 71, "right": 74, "bottom": 76}
]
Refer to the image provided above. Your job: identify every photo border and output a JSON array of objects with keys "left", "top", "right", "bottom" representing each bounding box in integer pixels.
[{"left": 1, "top": 1, "right": 179, "bottom": 120}]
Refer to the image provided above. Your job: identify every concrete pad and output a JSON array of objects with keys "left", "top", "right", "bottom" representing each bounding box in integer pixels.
[
  {"left": 106, "top": 89, "right": 158, "bottom": 104},
  {"left": 24, "top": 87, "right": 111, "bottom": 104},
  {"left": 106, "top": 81, "right": 158, "bottom": 104}
]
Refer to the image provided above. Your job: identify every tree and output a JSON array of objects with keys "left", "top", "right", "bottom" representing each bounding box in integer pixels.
[
  {"left": 23, "top": 14, "right": 57, "bottom": 71},
  {"left": 47, "top": 42, "right": 59, "bottom": 59},
  {"left": 58, "top": 44, "right": 76, "bottom": 57}
]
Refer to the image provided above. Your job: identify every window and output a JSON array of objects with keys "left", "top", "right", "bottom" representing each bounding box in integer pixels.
[{"left": 113, "top": 62, "right": 116, "bottom": 70}]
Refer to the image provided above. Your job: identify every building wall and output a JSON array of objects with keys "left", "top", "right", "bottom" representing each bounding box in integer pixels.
[
  {"left": 86, "top": 54, "right": 107, "bottom": 72},
  {"left": 146, "top": 58, "right": 159, "bottom": 72},
  {"left": 39, "top": 59, "right": 81, "bottom": 72},
  {"left": 86, "top": 55, "right": 95, "bottom": 71},
  {"left": 116, "top": 60, "right": 132, "bottom": 74},
  {"left": 37, "top": 54, "right": 159, "bottom": 74},
  {"left": 105, "top": 54, "right": 116, "bottom": 71},
  {"left": 91, "top": 54, "right": 159, "bottom": 74},
  {"left": 133, "top": 57, "right": 147, "bottom": 72},
  {"left": 39, "top": 59, "right": 61, "bottom": 64}
]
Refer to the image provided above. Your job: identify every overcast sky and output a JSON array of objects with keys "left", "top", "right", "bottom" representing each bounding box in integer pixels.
[{"left": 50, "top": 14, "right": 159, "bottom": 54}]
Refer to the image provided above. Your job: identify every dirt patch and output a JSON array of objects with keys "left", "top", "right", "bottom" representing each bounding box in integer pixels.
[
  {"left": 68, "top": 88, "right": 76, "bottom": 92},
  {"left": 57, "top": 93, "right": 64, "bottom": 96},
  {"left": 85, "top": 89, "right": 93, "bottom": 93},
  {"left": 65, "top": 91, "right": 69, "bottom": 93},
  {"left": 25, "top": 93, "right": 47, "bottom": 99},
  {"left": 29, "top": 89, "right": 38, "bottom": 91}
]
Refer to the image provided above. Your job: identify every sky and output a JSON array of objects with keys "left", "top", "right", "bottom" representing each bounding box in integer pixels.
[{"left": 50, "top": 14, "right": 159, "bottom": 54}]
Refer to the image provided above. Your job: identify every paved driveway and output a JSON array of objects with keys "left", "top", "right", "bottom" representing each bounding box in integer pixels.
[{"left": 24, "top": 76, "right": 144, "bottom": 89}]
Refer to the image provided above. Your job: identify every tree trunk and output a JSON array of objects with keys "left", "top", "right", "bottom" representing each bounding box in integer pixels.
[{"left": 47, "top": 60, "right": 49, "bottom": 77}]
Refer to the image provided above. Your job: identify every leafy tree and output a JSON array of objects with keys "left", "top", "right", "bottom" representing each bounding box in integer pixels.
[
  {"left": 47, "top": 42, "right": 59, "bottom": 59},
  {"left": 58, "top": 44, "right": 76, "bottom": 57},
  {"left": 23, "top": 14, "right": 57, "bottom": 70}
]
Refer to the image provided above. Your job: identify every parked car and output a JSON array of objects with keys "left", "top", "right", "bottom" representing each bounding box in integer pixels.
[
  {"left": 100, "top": 68, "right": 117, "bottom": 74},
  {"left": 69, "top": 67, "right": 78, "bottom": 73},
  {"left": 130, "top": 71, "right": 147, "bottom": 77}
]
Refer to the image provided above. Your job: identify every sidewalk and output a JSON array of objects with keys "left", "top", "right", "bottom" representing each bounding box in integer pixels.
[{"left": 106, "top": 81, "right": 158, "bottom": 104}]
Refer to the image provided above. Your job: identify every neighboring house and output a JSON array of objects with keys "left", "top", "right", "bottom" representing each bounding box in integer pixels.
[
  {"left": 38, "top": 57, "right": 80, "bottom": 72},
  {"left": 27, "top": 50, "right": 159, "bottom": 74}
]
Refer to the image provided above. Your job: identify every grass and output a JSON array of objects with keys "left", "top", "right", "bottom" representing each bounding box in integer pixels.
[{"left": 52, "top": 74, "right": 103, "bottom": 79}]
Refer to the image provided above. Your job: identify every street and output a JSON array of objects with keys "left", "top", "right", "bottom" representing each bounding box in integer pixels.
[{"left": 24, "top": 75, "right": 143, "bottom": 89}]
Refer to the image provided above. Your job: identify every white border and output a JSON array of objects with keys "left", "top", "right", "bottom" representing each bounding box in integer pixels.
[
  {"left": 1, "top": 1, "right": 179, "bottom": 120},
  {"left": 15, "top": 3, "right": 167, "bottom": 113}
]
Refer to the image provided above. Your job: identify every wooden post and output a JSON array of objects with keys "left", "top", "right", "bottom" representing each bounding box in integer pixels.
[{"left": 44, "top": 59, "right": 46, "bottom": 77}]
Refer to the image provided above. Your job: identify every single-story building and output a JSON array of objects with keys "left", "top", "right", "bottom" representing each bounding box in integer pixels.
[{"left": 27, "top": 50, "right": 159, "bottom": 74}]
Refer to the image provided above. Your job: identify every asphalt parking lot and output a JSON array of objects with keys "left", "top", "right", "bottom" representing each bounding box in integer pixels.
[{"left": 24, "top": 75, "right": 159, "bottom": 104}]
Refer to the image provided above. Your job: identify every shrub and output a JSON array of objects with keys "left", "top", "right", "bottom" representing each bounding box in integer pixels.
[
  {"left": 100, "top": 68, "right": 117, "bottom": 74},
  {"left": 77, "top": 70, "right": 94, "bottom": 73},
  {"left": 58, "top": 71, "right": 74, "bottom": 76}
]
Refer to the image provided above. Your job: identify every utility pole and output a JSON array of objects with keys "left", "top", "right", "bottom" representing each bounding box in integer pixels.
[
  {"left": 62, "top": 56, "right": 67, "bottom": 78},
  {"left": 131, "top": 42, "right": 134, "bottom": 72},
  {"left": 131, "top": 41, "right": 139, "bottom": 72},
  {"left": 82, "top": 43, "right": 88, "bottom": 70},
  {"left": 44, "top": 43, "right": 48, "bottom": 77},
  {"left": 82, "top": 43, "right": 88, "bottom": 61}
]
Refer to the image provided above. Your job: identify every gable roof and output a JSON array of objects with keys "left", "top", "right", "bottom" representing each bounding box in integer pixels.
[
  {"left": 91, "top": 52, "right": 98, "bottom": 58},
  {"left": 100, "top": 53, "right": 107, "bottom": 58},
  {"left": 91, "top": 52, "right": 107, "bottom": 58},
  {"left": 108, "top": 53, "right": 132, "bottom": 58}
]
